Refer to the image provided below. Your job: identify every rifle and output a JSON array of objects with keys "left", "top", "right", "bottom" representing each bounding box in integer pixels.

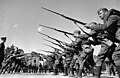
[
  {"left": 42, "top": 38, "right": 67, "bottom": 50},
  {"left": 41, "top": 7, "right": 87, "bottom": 25},
  {"left": 40, "top": 50, "right": 62, "bottom": 54},
  {"left": 40, "top": 50, "right": 54, "bottom": 53},
  {"left": 75, "top": 23, "right": 92, "bottom": 37},
  {"left": 43, "top": 43, "right": 64, "bottom": 52},
  {"left": 41, "top": 7, "right": 94, "bottom": 40},
  {"left": 7, "top": 53, "right": 28, "bottom": 61},
  {"left": 41, "top": 7, "right": 107, "bottom": 43},
  {"left": 64, "top": 33, "right": 74, "bottom": 42},
  {"left": 39, "top": 24, "right": 73, "bottom": 36},
  {"left": 38, "top": 32, "right": 68, "bottom": 45}
]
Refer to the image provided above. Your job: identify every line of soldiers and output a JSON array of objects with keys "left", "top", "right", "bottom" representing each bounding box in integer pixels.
[
  {"left": 37, "top": 7, "right": 120, "bottom": 78},
  {"left": 0, "top": 7, "right": 120, "bottom": 78},
  {"left": 0, "top": 45, "right": 28, "bottom": 74},
  {"left": 0, "top": 44, "right": 53, "bottom": 74}
]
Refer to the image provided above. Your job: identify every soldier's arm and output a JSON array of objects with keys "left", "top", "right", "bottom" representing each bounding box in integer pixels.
[
  {"left": 65, "top": 47, "right": 75, "bottom": 51},
  {"left": 90, "top": 15, "right": 120, "bottom": 30},
  {"left": 62, "top": 40, "right": 79, "bottom": 47},
  {"left": 85, "top": 22, "right": 104, "bottom": 30},
  {"left": 63, "top": 35, "right": 88, "bottom": 47},
  {"left": 79, "top": 34, "right": 89, "bottom": 39},
  {"left": 104, "top": 15, "right": 120, "bottom": 28},
  {"left": 68, "top": 38, "right": 82, "bottom": 47}
]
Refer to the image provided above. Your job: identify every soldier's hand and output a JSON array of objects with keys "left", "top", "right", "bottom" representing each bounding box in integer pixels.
[
  {"left": 84, "top": 24, "right": 91, "bottom": 29},
  {"left": 84, "top": 22, "right": 97, "bottom": 29},
  {"left": 61, "top": 42, "right": 66, "bottom": 45}
]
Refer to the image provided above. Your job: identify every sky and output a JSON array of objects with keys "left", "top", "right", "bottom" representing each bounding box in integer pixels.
[{"left": 0, "top": 0, "right": 120, "bottom": 55}]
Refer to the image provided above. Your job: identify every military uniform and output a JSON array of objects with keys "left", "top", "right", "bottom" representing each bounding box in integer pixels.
[
  {"left": 77, "top": 40, "right": 94, "bottom": 78},
  {"left": 63, "top": 51, "right": 73, "bottom": 76},
  {"left": 53, "top": 53, "right": 63, "bottom": 75},
  {"left": 0, "top": 37, "right": 6, "bottom": 68},
  {"left": 86, "top": 8, "right": 120, "bottom": 78}
]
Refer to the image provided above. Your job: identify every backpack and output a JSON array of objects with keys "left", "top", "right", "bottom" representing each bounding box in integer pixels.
[{"left": 110, "top": 9, "right": 120, "bottom": 17}]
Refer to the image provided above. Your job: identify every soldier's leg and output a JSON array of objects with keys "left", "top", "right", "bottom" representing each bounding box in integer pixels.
[
  {"left": 7, "top": 63, "right": 13, "bottom": 74},
  {"left": 16, "top": 65, "right": 21, "bottom": 74},
  {"left": 9, "top": 63, "right": 16, "bottom": 74},
  {"left": 111, "top": 65, "right": 116, "bottom": 76},
  {"left": 59, "top": 64, "right": 64, "bottom": 73},
  {"left": 2, "top": 63, "right": 11, "bottom": 74},
  {"left": 53, "top": 64, "right": 59, "bottom": 75},
  {"left": 112, "top": 43, "right": 120, "bottom": 77},
  {"left": 69, "top": 61, "right": 75, "bottom": 77},
  {"left": 0, "top": 57, "right": 4, "bottom": 69},
  {"left": 84, "top": 62, "right": 91, "bottom": 75},
  {"left": 63, "top": 64, "right": 68, "bottom": 76},
  {"left": 17, "top": 65, "right": 21, "bottom": 73},
  {"left": 77, "top": 52, "right": 87, "bottom": 78},
  {"left": 14, "top": 64, "right": 19, "bottom": 74},
  {"left": 75, "top": 63, "right": 79, "bottom": 75},
  {"left": 94, "top": 43, "right": 109, "bottom": 78},
  {"left": 0, "top": 62, "right": 9, "bottom": 74},
  {"left": 87, "top": 56, "right": 95, "bottom": 76},
  {"left": 10, "top": 63, "right": 16, "bottom": 74},
  {"left": 107, "top": 43, "right": 117, "bottom": 67}
]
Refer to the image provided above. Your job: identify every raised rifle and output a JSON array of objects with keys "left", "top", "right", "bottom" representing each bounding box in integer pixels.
[
  {"left": 38, "top": 32, "right": 67, "bottom": 45},
  {"left": 40, "top": 50, "right": 62, "bottom": 54},
  {"left": 42, "top": 38, "right": 66, "bottom": 49},
  {"left": 41, "top": 7, "right": 105, "bottom": 43},
  {"left": 43, "top": 43, "right": 64, "bottom": 52},
  {"left": 39, "top": 24, "right": 73, "bottom": 36},
  {"left": 41, "top": 7, "right": 87, "bottom": 25},
  {"left": 41, "top": 7, "right": 93, "bottom": 39},
  {"left": 39, "top": 50, "right": 55, "bottom": 53}
]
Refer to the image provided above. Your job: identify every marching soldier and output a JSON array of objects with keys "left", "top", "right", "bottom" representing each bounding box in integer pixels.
[
  {"left": 53, "top": 49, "right": 63, "bottom": 75},
  {"left": 85, "top": 8, "right": 120, "bottom": 78},
  {"left": 62, "top": 50, "right": 73, "bottom": 76},
  {"left": 62, "top": 30, "right": 95, "bottom": 78},
  {"left": 77, "top": 40, "right": 94, "bottom": 78}
]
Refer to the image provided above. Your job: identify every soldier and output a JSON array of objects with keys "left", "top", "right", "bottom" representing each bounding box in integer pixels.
[
  {"left": 0, "top": 37, "right": 7, "bottom": 68},
  {"left": 85, "top": 8, "right": 120, "bottom": 78},
  {"left": 62, "top": 30, "right": 95, "bottom": 78},
  {"left": 62, "top": 50, "right": 73, "bottom": 76},
  {"left": 77, "top": 40, "right": 94, "bottom": 78},
  {"left": 105, "top": 57, "right": 116, "bottom": 76},
  {"left": 53, "top": 49, "right": 63, "bottom": 75},
  {"left": 61, "top": 30, "right": 82, "bottom": 76}
]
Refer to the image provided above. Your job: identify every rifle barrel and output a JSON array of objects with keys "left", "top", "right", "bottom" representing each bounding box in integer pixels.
[
  {"left": 41, "top": 7, "right": 87, "bottom": 25},
  {"left": 37, "top": 32, "right": 62, "bottom": 43},
  {"left": 43, "top": 44, "right": 63, "bottom": 52},
  {"left": 39, "top": 24, "right": 73, "bottom": 36},
  {"left": 43, "top": 38, "right": 66, "bottom": 50}
]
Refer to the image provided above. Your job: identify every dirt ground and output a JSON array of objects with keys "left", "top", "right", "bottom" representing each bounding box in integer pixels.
[{"left": 0, "top": 72, "right": 119, "bottom": 78}]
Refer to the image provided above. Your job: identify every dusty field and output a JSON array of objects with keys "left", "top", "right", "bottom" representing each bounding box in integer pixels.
[{"left": 0, "top": 73, "right": 118, "bottom": 78}]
